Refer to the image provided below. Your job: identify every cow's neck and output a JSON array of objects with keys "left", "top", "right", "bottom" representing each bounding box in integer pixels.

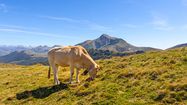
[{"left": 82, "top": 54, "right": 97, "bottom": 69}]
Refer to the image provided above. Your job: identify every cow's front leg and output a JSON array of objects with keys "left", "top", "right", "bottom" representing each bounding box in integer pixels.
[
  {"left": 76, "top": 68, "right": 80, "bottom": 83},
  {"left": 69, "top": 65, "right": 74, "bottom": 84},
  {"left": 52, "top": 64, "right": 60, "bottom": 85}
]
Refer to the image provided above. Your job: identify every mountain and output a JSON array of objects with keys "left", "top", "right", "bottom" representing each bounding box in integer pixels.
[
  {"left": 0, "top": 34, "right": 160, "bottom": 65},
  {"left": 0, "top": 45, "right": 65, "bottom": 65},
  {"left": 29, "top": 45, "right": 51, "bottom": 54},
  {"left": 0, "top": 50, "right": 48, "bottom": 65},
  {"left": 0, "top": 45, "right": 53, "bottom": 65},
  {"left": 0, "top": 45, "right": 52, "bottom": 57},
  {"left": 0, "top": 45, "right": 67, "bottom": 65},
  {"left": 77, "top": 34, "right": 159, "bottom": 52},
  {"left": 168, "top": 43, "right": 187, "bottom": 49},
  {"left": 0, "top": 45, "right": 30, "bottom": 56}
]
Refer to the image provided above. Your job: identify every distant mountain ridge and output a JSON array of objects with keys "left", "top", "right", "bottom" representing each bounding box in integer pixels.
[
  {"left": 0, "top": 34, "right": 160, "bottom": 65},
  {"left": 168, "top": 43, "right": 187, "bottom": 49},
  {"left": 0, "top": 45, "right": 54, "bottom": 65},
  {"left": 0, "top": 50, "right": 48, "bottom": 65},
  {"left": 77, "top": 34, "right": 159, "bottom": 52},
  {"left": 0, "top": 45, "right": 30, "bottom": 56}
]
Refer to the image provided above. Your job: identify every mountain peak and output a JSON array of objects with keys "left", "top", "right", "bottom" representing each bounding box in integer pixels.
[
  {"left": 77, "top": 34, "right": 159, "bottom": 52},
  {"left": 99, "top": 34, "right": 113, "bottom": 39},
  {"left": 77, "top": 34, "right": 132, "bottom": 51}
]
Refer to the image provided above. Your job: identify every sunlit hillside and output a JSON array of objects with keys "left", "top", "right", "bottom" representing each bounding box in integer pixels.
[{"left": 0, "top": 47, "right": 187, "bottom": 105}]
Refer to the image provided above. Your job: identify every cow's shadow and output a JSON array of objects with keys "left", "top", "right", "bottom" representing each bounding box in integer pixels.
[{"left": 16, "top": 83, "right": 68, "bottom": 100}]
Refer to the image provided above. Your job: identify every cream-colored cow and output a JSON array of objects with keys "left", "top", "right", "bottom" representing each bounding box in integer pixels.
[{"left": 48, "top": 46, "right": 99, "bottom": 85}]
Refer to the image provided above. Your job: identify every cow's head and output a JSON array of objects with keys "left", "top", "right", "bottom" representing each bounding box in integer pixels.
[{"left": 89, "top": 64, "right": 100, "bottom": 80}]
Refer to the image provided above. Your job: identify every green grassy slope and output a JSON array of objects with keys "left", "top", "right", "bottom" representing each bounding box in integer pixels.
[{"left": 0, "top": 47, "right": 187, "bottom": 105}]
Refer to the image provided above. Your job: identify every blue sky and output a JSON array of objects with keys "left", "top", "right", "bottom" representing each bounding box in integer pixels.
[{"left": 0, "top": 0, "right": 187, "bottom": 49}]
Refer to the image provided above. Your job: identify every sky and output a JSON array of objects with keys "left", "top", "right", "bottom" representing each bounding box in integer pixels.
[{"left": 0, "top": 0, "right": 187, "bottom": 49}]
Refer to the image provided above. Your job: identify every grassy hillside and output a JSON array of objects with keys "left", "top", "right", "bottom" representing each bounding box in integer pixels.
[{"left": 0, "top": 48, "right": 187, "bottom": 105}]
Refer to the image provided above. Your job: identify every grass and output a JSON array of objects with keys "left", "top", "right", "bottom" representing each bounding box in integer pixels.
[{"left": 0, "top": 47, "right": 187, "bottom": 105}]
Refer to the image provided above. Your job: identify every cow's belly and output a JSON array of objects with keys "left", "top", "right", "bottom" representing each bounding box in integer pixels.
[
  {"left": 53, "top": 51, "right": 83, "bottom": 68},
  {"left": 75, "top": 63, "right": 83, "bottom": 69},
  {"left": 54, "top": 54, "right": 70, "bottom": 67}
]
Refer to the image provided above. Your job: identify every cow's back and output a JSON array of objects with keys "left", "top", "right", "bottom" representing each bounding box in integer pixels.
[{"left": 48, "top": 46, "right": 87, "bottom": 67}]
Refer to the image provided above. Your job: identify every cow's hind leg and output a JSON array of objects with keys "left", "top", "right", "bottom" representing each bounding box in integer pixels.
[
  {"left": 76, "top": 68, "right": 80, "bottom": 83},
  {"left": 52, "top": 64, "right": 60, "bottom": 85},
  {"left": 69, "top": 65, "right": 74, "bottom": 84}
]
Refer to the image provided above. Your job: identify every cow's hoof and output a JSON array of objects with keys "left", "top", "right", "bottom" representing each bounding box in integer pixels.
[
  {"left": 86, "top": 77, "right": 93, "bottom": 82},
  {"left": 55, "top": 81, "right": 60, "bottom": 85},
  {"left": 76, "top": 80, "right": 80, "bottom": 83}
]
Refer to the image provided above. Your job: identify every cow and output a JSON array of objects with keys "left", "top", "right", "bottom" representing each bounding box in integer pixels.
[{"left": 48, "top": 46, "right": 100, "bottom": 85}]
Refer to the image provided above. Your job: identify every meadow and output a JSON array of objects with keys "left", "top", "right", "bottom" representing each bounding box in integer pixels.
[{"left": 0, "top": 47, "right": 187, "bottom": 105}]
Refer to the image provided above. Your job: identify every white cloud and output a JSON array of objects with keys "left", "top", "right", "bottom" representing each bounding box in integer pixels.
[
  {"left": 0, "top": 24, "right": 39, "bottom": 30},
  {"left": 0, "top": 3, "right": 8, "bottom": 13},
  {"left": 0, "top": 27, "right": 73, "bottom": 39},
  {"left": 41, "top": 15, "right": 114, "bottom": 33},
  {"left": 152, "top": 18, "right": 167, "bottom": 27},
  {"left": 151, "top": 14, "right": 174, "bottom": 31},
  {"left": 41, "top": 16, "right": 80, "bottom": 23}
]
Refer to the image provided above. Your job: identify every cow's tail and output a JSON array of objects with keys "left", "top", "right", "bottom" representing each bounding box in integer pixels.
[{"left": 48, "top": 66, "right": 51, "bottom": 79}]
